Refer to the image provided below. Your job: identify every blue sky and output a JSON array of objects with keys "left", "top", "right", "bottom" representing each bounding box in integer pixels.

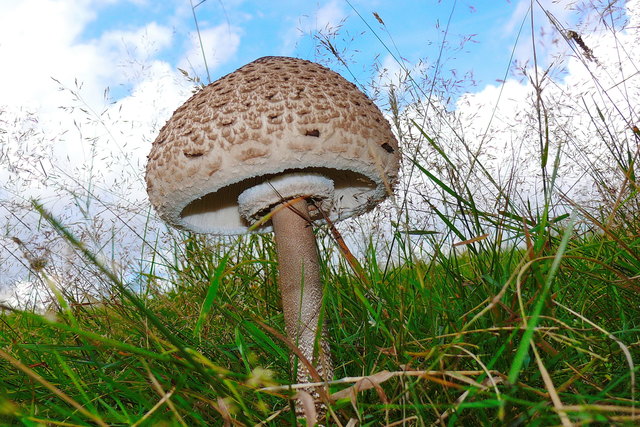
[
  {"left": 0, "top": 0, "right": 618, "bottom": 232},
  {"left": 0, "top": 0, "right": 585, "bottom": 116},
  {"left": 66, "top": 0, "right": 567, "bottom": 100}
]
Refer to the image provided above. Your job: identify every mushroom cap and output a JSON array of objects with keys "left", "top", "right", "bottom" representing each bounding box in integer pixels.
[{"left": 146, "top": 56, "right": 399, "bottom": 234}]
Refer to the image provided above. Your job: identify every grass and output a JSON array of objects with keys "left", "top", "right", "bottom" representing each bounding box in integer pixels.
[
  {"left": 1, "top": 201, "right": 638, "bottom": 425},
  {"left": 1, "top": 1, "right": 639, "bottom": 425}
]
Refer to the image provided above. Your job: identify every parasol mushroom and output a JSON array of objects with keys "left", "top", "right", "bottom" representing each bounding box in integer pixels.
[{"left": 145, "top": 56, "right": 399, "bottom": 408}]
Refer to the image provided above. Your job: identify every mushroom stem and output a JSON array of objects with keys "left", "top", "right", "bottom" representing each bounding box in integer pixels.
[{"left": 270, "top": 198, "right": 333, "bottom": 387}]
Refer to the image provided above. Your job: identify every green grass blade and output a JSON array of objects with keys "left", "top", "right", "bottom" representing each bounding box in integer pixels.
[
  {"left": 411, "top": 159, "right": 471, "bottom": 209},
  {"left": 194, "top": 253, "right": 229, "bottom": 337},
  {"left": 508, "top": 210, "right": 577, "bottom": 384}
]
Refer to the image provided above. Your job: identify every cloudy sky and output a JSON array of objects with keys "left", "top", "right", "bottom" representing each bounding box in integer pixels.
[
  {"left": 0, "top": 0, "right": 580, "bottom": 113},
  {"left": 0, "top": 0, "right": 584, "bottom": 203},
  {"left": 1, "top": 0, "right": 637, "bottom": 297}
]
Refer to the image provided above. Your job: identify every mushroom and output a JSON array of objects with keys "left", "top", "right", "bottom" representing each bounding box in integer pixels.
[{"left": 145, "top": 56, "right": 399, "bottom": 404}]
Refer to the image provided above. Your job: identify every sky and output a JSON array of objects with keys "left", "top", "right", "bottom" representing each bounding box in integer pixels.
[
  {"left": 0, "top": 0, "right": 578, "bottom": 112},
  {"left": 0, "top": 0, "right": 583, "bottom": 205},
  {"left": 1, "top": 0, "right": 637, "bottom": 302}
]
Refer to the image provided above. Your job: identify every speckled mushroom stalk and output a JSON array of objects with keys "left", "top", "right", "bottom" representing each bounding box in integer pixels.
[
  {"left": 237, "top": 173, "right": 335, "bottom": 387},
  {"left": 271, "top": 197, "right": 332, "bottom": 384}
]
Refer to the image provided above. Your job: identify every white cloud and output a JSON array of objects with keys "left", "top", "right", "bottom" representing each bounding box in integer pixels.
[
  {"left": 98, "top": 21, "right": 174, "bottom": 79},
  {"left": 502, "top": 0, "right": 531, "bottom": 36},
  {"left": 502, "top": 0, "right": 573, "bottom": 35},
  {"left": 451, "top": 2, "right": 640, "bottom": 209},
  {"left": 313, "top": 0, "right": 346, "bottom": 32},
  {"left": 0, "top": 279, "right": 52, "bottom": 312},
  {"left": 290, "top": 0, "right": 347, "bottom": 35},
  {"left": 379, "top": 54, "right": 403, "bottom": 85},
  {"left": 0, "top": 1, "right": 197, "bottom": 289},
  {"left": 0, "top": 1, "right": 177, "bottom": 117},
  {"left": 0, "top": 0, "right": 188, "bottom": 193},
  {"left": 0, "top": 0, "right": 104, "bottom": 110},
  {"left": 502, "top": 0, "right": 577, "bottom": 71},
  {"left": 3, "top": 0, "right": 638, "bottom": 290},
  {"left": 178, "top": 24, "right": 242, "bottom": 80},
  {"left": 281, "top": 0, "right": 347, "bottom": 55},
  {"left": 376, "top": 53, "right": 430, "bottom": 95},
  {"left": 380, "top": 0, "right": 640, "bottom": 255},
  {"left": 628, "top": 0, "right": 640, "bottom": 28}
]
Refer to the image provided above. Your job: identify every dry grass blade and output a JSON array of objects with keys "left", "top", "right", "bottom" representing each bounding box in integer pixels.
[
  {"left": 247, "top": 195, "right": 308, "bottom": 230},
  {"left": 315, "top": 202, "right": 368, "bottom": 283},
  {"left": 452, "top": 345, "right": 503, "bottom": 395},
  {"left": 261, "top": 369, "right": 505, "bottom": 393},
  {"left": 138, "top": 361, "right": 187, "bottom": 426},
  {"left": 131, "top": 387, "right": 180, "bottom": 427},
  {"left": 345, "top": 418, "right": 359, "bottom": 427},
  {"left": 453, "top": 233, "right": 489, "bottom": 247},
  {"left": 387, "top": 416, "right": 419, "bottom": 426},
  {"left": 1, "top": 1, "right": 638, "bottom": 425},
  {"left": 530, "top": 343, "right": 573, "bottom": 427},
  {"left": 0, "top": 348, "right": 108, "bottom": 427},
  {"left": 431, "top": 374, "right": 505, "bottom": 426},
  {"left": 330, "top": 370, "right": 396, "bottom": 401},
  {"left": 248, "top": 316, "right": 343, "bottom": 425},
  {"left": 554, "top": 300, "right": 637, "bottom": 416},
  {"left": 216, "top": 397, "right": 233, "bottom": 427},
  {"left": 297, "top": 390, "right": 317, "bottom": 426}
]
